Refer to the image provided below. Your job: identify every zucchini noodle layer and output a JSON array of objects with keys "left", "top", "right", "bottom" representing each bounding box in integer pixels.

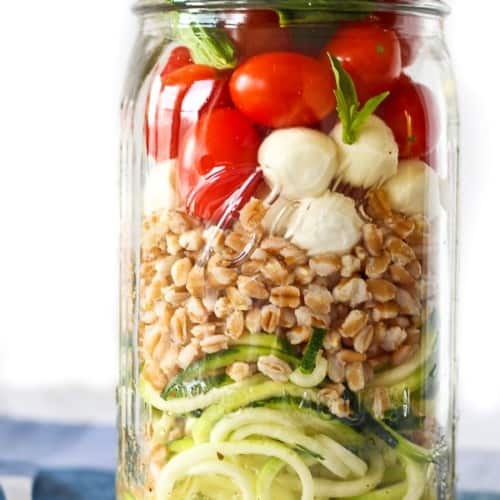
[{"left": 156, "top": 439, "right": 315, "bottom": 500}]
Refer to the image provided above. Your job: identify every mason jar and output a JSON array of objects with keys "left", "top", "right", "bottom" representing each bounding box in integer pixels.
[{"left": 118, "top": 1, "right": 459, "bottom": 498}]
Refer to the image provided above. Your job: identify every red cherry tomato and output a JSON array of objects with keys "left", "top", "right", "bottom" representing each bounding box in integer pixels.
[
  {"left": 368, "top": 12, "right": 423, "bottom": 67},
  {"left": 178, "top": 108, "right": 262, "bottom": 221},
  {"left": 187, "top": 166, "right": 263, "bottom": 223},
  {"left": 160, "top": 46, "right": 193, "bottom": 77},
  {"left": 377, "top": 74, "right": 439, "bottom": 160},
  {"left": 323, "top": 22, "right": 402, "bottom": 103},
  {"left": 218, "top": 10, "right": 290, "bottom": 59},
  {"left": 230, "top": 52, "right": 336, "bottom": 128},
  {"left": 146, "top": 64, "right": 229, "bottom": 162}
]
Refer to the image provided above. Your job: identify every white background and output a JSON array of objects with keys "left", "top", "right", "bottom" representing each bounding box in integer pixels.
[{"left": 0, "top": 0, "right": 498, "bottom": 450}]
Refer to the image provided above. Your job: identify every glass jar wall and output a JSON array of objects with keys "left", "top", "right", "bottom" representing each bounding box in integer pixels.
[{"left": 118, "top": 1, "right": 458, "bottom": 498}]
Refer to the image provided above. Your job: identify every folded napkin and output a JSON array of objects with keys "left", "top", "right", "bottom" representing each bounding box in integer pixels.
[{"left": 0, "top": 417, "right": 499, "bottom": 500}]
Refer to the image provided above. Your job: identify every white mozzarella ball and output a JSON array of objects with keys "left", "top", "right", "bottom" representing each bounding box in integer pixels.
[
  {"left": 383, "top": 159, "right": 440, "bottom": 216},
  {"left": 143, "top": 159, "right": 180, "bottom": 215},
  {"left": 259, "top": 128, "right": 339, "bottom": 200},
  {"left": 331, "top": 115, "right": 398, "bottom": 189},
  {"left": 286, "top": 193, "right": 363, "bottom": 256}
]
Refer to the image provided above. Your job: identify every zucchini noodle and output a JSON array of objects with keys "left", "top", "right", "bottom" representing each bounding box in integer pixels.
[
  {"left": 233, "top": 333, "right": 294, "bottom": 354},
  {"left": 196, "top": 475, "right": 240, "bottom": 498},
  {"left": 155, "top": 375, "right": 263, "bottom": 415},
  {"left": 315, "top": 435, "right": 368, "bottom": 477},
  {"left": 401, "top": 456, "right": 426, "bottom": 500},
  {"left": 210, "top": 408, "right": 298, "bottom": 443},
  {"left": 184, "top": 460, "right": 254, "bottom": 500},
  {"left": 260, "top": 401, "right": 364, "bottom": 448},
  {"left": 280, "top": 453, "right": 385, "bottom": 498},
  {"left": 230, "top": 424, "right": 351, "bottom": 478},
  {"left": 346, "top": 481, "right": 408, "bottom": 499},
  {"left": 256, "top": 458, "right": 287, "bottom": 500},
  {"left": 155, "top": 439, "right": 315, "bottom": 500},
  {"left": 369, "top": 336, "right": 436, "bottom": 388},
  {"left": 192, "top": 381, "right": 319, "bottom": 443},
  {"left": 290, "top": 353, "right": 328, "bottom": 388}
]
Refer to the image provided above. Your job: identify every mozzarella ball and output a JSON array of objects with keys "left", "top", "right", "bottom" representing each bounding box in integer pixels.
[
  {"left": 331, "top": 115, "right": 398, "bottom": 189},
  {"left": 383, "top": 159, "right": 440, "bottom": 216},
  {"left": 259, "top": 128, "right": 339, "bottom": 200},
  {"left": 286, "top": 193, "right": 363, "bottom": 256},
  {"left": 143, "top": 159, "right": 180, "bottom": 215}
]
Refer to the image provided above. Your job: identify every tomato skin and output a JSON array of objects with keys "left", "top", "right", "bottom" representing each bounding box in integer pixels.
[
  {"left": 377, "top": 74, "right": 438, "bottom": 160},
  {"left": 368, "top": 12, "right": 423, "bottom": 67},
  {"left": 178, "top": 108, "right": 262, "bottom": 221},
  {"left": 146, "top": 64, "right": 225, "bottom": 162},
  {"left": 230, "top": 52, "right": 336, "bottom": 128},
  {"left": 187, "top": 166, "right": 263, "bottom": 223},
  {"left": 323, "top": 22, "right": 402, "bottom": 103},
  {"left": 160, "top": 46, "right": 193, "bottom": 77},
  {"left": 218, "top": 10, "right": 290, "bottom": 59}
]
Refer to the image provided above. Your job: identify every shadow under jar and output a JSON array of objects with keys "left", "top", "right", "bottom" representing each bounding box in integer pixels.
[{"left": 118, "top": 1, "right": 459, "bottom": 498}]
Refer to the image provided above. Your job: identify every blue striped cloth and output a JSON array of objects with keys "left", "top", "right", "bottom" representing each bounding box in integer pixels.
[{"left": 0, "top": 418, "right": 498, "bottom": 499}]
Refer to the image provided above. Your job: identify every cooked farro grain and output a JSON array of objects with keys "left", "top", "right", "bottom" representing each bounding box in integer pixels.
[
  {"left": 270, "top": 286, "right": 301, "bottom": 308},
  {"left": 257, "top": 355, "right": 292, "bottom": 382}
]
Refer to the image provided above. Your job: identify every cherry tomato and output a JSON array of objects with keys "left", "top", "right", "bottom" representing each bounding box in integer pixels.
[
  {"left": 368, "top": 11, "right": 423, "bottom": 67},
  {"left": 218, "top": 10, "right": 290, "bottom": 59},
  {"left": 160, "top": 46, "right": 193, "bottom": 77},
  {"left": 187, "top": 166, "right": 263, "bottom": 223},
  {"left": 323, "top": 22, "right": 402, "bottom": 103},
  {"left": 146, "top": 64, "right": 227, "bottom": 162},
  {"left": 230, "top": 52, "right": 336, "bottom": 128},
  {"left": 377, "top": 74, "right": 439, "bottom": 160},
  {"left": 178, "top": 108, "right": 262, "bottom": 221}
]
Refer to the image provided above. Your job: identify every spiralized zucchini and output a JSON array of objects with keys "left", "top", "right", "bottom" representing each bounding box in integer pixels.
[
  {"left": 315, "top": 435, "right": 368, "bottom": 478},
  {"left": 192, "top": 381, "right": 319, "bottom": 443},
  {"left": 346, "top": 481, "right": 408, "bottom": 500},
  {"left": 184, "top": 460, "right": 254, "bottom": 500},
  {"left": 155, "top": 439, "right": 315, "bottom": 500},
  {"left": 230, "top": 423, "right": 352, "bottom": 478},
  {"left": 280, "top": 452, "right": 385, "bottom": 498},
  {"left": 290, "top": 353, "right": 328, "bottom": 388},
  {"left": 210, "top": 408, "right": 298, "bottom": 443},
  {"left": 233, "top": 333, "right": 294, "bottom": 354},
  {"left": 401, "top": 456, "right": 426, "bottom": 500},
  {"left": 369, "top": 335, "right": 436, "bottom": 388},
  {"left": 256, "top": 458, "right": 286, "bottom": 500},
  {"left": 144, "top": 375, "right": 263, "bottom": 415}
]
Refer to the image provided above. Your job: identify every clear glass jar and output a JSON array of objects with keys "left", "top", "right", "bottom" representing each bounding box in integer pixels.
[{"left": 118, "top": 1, "right": 458, "bottom": 498}]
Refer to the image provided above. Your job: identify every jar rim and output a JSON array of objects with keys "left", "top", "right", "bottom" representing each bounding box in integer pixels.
[{"left": 133, "top": 0, "right": 450, "bottom": 17}]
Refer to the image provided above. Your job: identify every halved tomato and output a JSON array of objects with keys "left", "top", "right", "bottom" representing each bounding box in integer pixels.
[
  {"left": 178, "top": 108, "right": 262, "bottom": 222},
  {"left": 146, "top": 63, "right": 229, "bottom": 162}
]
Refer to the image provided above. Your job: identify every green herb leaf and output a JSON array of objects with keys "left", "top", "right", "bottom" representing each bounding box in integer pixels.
[
  {"left": 327, "top": 52, "right": 390, "bottom": 145},
  {"left": 352, "top": 91, "right": 390, "bottom": 132},
  {"left": 277, "top": 10, "right": 363, "bottom": 26},
  {"left": 177, "top": 22, "right": 237, "bottom": 70}
]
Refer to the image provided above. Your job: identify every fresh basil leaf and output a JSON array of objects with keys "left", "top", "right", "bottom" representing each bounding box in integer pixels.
[
  {"left": 352, "top": 91, "right": 390, "bottom": 131},
  {"left": 177, "top": 22, "right": 237, "bottom": 70},
  {"left": 327, "top": 52, "right": 391, "bottom": 145},
  {"left": 277, "top": 9, "right": 363, "bottom": 26},
  {"left": 329, "top": 53, "right": 359, "bottom": 110}
]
